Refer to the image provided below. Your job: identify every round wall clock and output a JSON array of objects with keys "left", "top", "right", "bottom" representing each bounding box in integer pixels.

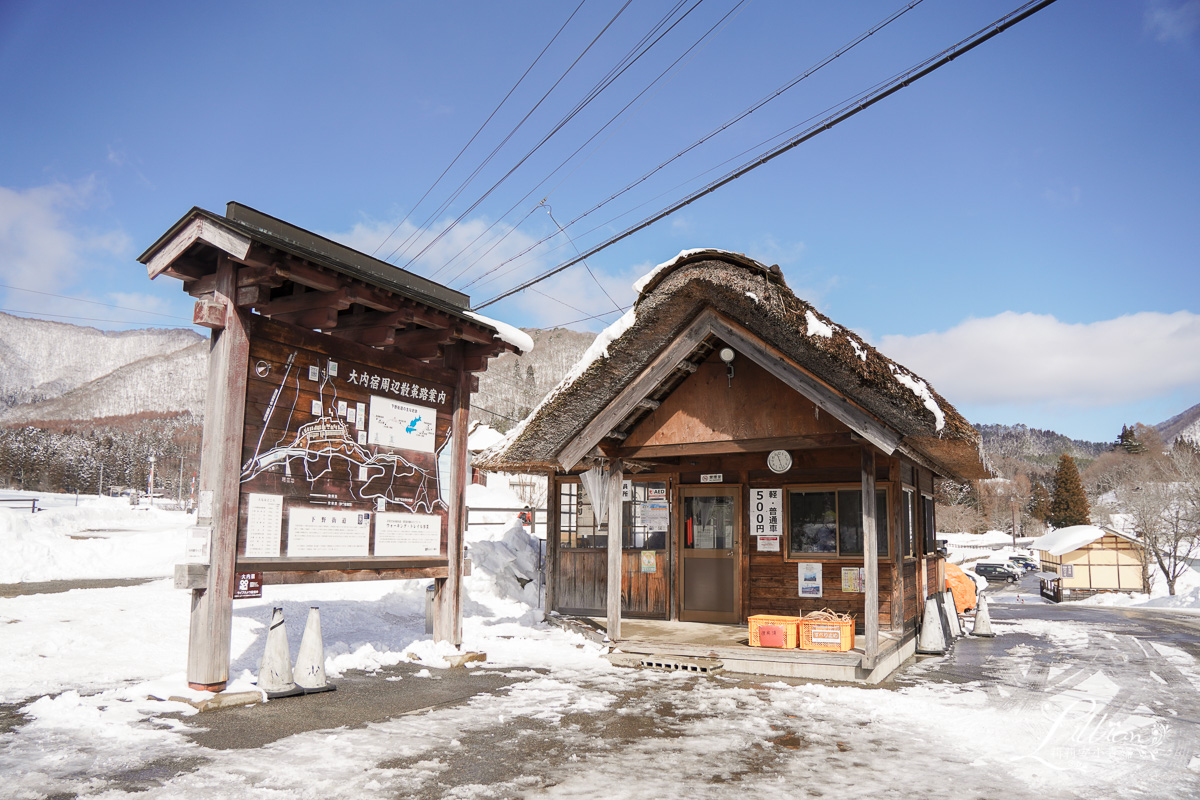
[{"left": 767, "top": 449, "right": 792, "bottom": 474}]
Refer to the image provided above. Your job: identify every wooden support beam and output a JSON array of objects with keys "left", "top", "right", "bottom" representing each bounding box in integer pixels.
[
  {"left": 343, "top": 283, "right": 402, "bottom": 312},
  {"left": 334, "top": 309, "right": 415, "bottom": 331},
  {"left": 544, "top": 470, "right": 558, "bottom": 618},
  {"left": 235, "top": 284, "right": 269, "bottom": 307},
  {"left": 635, "top": 398, "right": 661, "bottom": 411},
  {"left": 434, "top": 344, "right": 471, "bottom": 647},
  {"left": 187, "top": 255, "right": 250, "bottom": 691},
  {"left": 677, "top": 360, "right": 699, "bottom": 374},
  {"left": 618, "top": 433, "right": 857, "bottom": 460},
  {"left": 861, "top": 446, "right": 879, "bottom": 670},
  {"left": 606, "top": 460, "right": 624, "bottom": 642},
  {"left": 273, "top": 306, "right": 339, "bottom": 330},
  {"left": 605, "top": 430, "right": 628, "bottom": 441},
  {"left": 276, "top": 258, "right": 341, "bottom": 292},
  {"left": 255, "top": 287, "right": 351, "bottom": 317},
  {"left": 193, "top": 297, "right": 226, "bottom": 329},
  {"left": 329, "top": 325, "right": 397, "bottom": 347}
]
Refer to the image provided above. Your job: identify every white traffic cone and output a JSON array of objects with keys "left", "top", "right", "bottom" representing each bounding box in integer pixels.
[
  {"left": 942, "top": 591, "right": 962, "bottom": 638},
  {"left": 972, "top": 594, "right": 996, "bottom": 637},
  {"left": 916, "top": 596, "right": 947, "bottom": 655},
  {"left": 257, "top": 607, "right": 302, "bottom": 698},
  {"left": 294, "top": 607, "right": 336, "bottom": 694}
]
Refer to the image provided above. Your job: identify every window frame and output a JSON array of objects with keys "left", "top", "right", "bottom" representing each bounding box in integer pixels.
[{"left": 784, "top": 483, "right": 891, "bottom": 561}]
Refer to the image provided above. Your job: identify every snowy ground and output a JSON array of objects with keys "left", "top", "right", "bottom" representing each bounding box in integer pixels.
[{"left": 2, "top": 493, "right": 1199, "bottom": 798}]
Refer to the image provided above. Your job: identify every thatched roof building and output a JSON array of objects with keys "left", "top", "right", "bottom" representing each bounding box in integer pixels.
[{"left": 479, "top": 249, "right": 987, "bottom": 482}]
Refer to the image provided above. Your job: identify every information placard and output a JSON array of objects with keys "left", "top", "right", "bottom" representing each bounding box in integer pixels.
[
  {"left": 750, "top": 489, "right": 782, "bottom": 537},
  {"left": 368, "top": 396, "right": 436, "bottom": 453},
  {"left": 374, "top": 512, "right": 441, "bottom": 557},
  {"left": 244, "top": 493, "right": 284, "bottom": 558},
  {"left": 799, "top": 562, "right": 823, "bottom": 598},
  {"left": 286, "top": 508, "right": 371, "bottom": 557}
]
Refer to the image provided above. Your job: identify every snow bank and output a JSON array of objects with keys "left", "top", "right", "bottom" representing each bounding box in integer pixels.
[
  {"left": 462, "top": 310, "right": 534, "bottom": 354},
  {"left": 0, "top": 503, "right": 190, "bottom": 582}
]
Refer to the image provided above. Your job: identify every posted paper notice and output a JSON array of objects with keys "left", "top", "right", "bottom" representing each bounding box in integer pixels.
[
  {"left": 244, "top": 493, "right": 284, "bottom": 558},
  {"left": 374, "top": 512, "right": 441, "bottom": 557},
  {"left": 368, "top": 396, "right": 436, "bottom": 452}
]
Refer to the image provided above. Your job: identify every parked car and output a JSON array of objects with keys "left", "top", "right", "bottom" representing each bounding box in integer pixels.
[
  {"left": 1007, "top": 555, "right": 1038, "bottom": 573},
  {"left": 974, "top": 562, "right": 1021, "bottom": 583}
]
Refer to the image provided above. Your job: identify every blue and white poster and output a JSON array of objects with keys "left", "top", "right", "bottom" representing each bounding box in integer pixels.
[{"left": 368, "top": 396, "right": 436, "bottom": 453}]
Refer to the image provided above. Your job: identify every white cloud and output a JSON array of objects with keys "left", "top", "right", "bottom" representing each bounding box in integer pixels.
[
  {"left": 0, "top": 179, "right": 129, "bottom": 293},
  {"left": 878, "top": 310, "right": 1200, "bottom": 408},
  {"left": 1144, "top": 0, "right": 1200, "bottom": 42}
]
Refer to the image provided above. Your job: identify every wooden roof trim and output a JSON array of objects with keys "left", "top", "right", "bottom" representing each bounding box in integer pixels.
[
  {"left": 146, "top": 217, "right": 251, "bottom": 279},
  {"left": 704, "top": 314, "right": 903, "bottom": 456},
  {"left": 555, "top": 308, "right": 902, "bottom": 471}
]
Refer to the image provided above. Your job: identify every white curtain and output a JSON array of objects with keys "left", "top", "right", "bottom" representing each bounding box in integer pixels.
[{"left": 580, "top": 465, "right": 609, "bottom": 527}]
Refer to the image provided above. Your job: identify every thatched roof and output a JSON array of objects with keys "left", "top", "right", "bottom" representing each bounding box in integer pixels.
[{"left": 478, "top": 249, "right": 988, "bottom": 482}]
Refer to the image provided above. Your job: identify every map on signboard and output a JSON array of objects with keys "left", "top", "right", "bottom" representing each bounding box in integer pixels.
[{"left": 240, "top": 347, "right": 450, "bottom": 516}]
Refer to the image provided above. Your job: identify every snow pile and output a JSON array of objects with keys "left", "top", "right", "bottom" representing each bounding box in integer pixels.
[
  {"left": 464, "top": 483, "right": 543, "bottom": 606},
  {"left": 631, "top": 247, "right": 714, "bottom": 294},
  {"left": 462, "top": 310, "right": 534, "bottom": 354},
  {"left": 804, "top": 310, "right": 833, "bottom": 338},
  {"left": 888, "top": 364, "right": 945, "bottom": 431},
  {"left": 1028, "top": 525, "right": 1108, "bottom": 556},
  {"left": 0, "top": 503, "right": 190, "bottom": 582}
]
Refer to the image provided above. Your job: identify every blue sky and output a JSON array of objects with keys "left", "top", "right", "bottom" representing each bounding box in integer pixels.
[{"left": 1, "top": 0, "right": 1197, "bottom": 443}]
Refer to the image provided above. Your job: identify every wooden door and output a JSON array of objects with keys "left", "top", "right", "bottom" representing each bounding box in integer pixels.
[{"left": 678, "top": 486, "right": 741, "bottom": 623}]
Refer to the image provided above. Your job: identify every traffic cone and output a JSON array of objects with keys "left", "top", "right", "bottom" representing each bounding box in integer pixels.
[
  {"left": 257, "top": 607, "right": 303, "bottom": 698},
  {"left": 942, "top": 591, "right": 962, "bottom": 638},
  {"left": 294, "top": 607, "right": 336, "bottom": 694},
  {"left": 972, "top": 594, "right": 996, "bottom": 638},
  {"left": 916, "top": 596, "right": 946, "bottom": 655}
]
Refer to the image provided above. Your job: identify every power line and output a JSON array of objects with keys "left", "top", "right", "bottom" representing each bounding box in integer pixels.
[
  {"left": 474, "top": 0, "right": 1061, "bottom": 311},
  {"left": 0, "top": 308, "right": 194, "bottom": 328},
  {"left": 387, "top": 0, "right": 640, "bottom": 267},
  {"left": 371, "top": 0, "right": 589, "bottom": 259},
  {"left": 414, "top": 0, "right": 705, "bottom": 276},
  {"left": 460, "top": 0, "right": 925, "bottom": 292},
  {"left": 0, "top": 283, "right": 192, "bottom": 320},
  {"left": 437, "top": 0, "right": 741, "bottom": 287}
]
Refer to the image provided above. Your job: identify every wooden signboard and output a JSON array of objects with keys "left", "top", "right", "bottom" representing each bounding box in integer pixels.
[{"left": 236, "top": 315, "right": 456, "bottom": 579}]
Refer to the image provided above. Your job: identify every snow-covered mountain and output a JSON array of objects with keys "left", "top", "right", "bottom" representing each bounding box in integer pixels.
[
  {"left": 0, "top": 312, "right": 205, "bottom": 424},
  {"left": 1157, "top": 402, "right": 1200, "bottom": 446}
]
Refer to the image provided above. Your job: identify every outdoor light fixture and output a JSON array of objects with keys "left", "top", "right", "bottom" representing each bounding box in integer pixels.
[{"left": 719, "top": 347, "right": 735, "bottom": 386}]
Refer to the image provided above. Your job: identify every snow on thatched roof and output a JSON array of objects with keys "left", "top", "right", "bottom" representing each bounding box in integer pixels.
[{"left": 478, "top": 249, "right": 987, "bottom": 481}]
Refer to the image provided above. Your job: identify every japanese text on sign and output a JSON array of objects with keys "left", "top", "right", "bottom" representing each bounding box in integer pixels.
[
  {"left": 347, "top": 368, "right": 446, "bottom": 405},
  {"left": 750, "top": 488, "right": 782, "bottom": 536}
]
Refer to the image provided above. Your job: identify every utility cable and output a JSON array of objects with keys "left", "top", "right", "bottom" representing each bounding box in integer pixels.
[
  {"left": 371, "top": 0, "right": 589, "bottom": 259},
  {"left": 0, "top": 283, "right": 192, "bottom": 320},
  {"left": 414, "top": 0, "right": 702, "bottom": 276},
  {"left": 475, "top": 0, "right": 1062, "bottom": 310},
  {"left": 387, "top": 0, "right": 638, "bottom": 266},
  {"left": 435, "top": 0, "right": 736, "bottom": 286},
  {"left": 461, "top": 0, "right": 924, "bottom": 292}
]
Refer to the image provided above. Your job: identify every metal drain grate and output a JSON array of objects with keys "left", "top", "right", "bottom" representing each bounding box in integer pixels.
[{"left": 639, "top": 655, "right": 723, "bottom": 674}]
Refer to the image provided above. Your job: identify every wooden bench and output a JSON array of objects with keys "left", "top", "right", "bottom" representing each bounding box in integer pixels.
[{"left": 0, "top": 497, "right": 39, "bottom": 513}]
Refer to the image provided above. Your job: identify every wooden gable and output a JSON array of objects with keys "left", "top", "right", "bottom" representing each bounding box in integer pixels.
[{"left": 623, "top": 348, "right": 851, "bottom": 451}]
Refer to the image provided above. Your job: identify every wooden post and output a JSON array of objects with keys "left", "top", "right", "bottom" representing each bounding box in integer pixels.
[
  {"left": 861, "top": 446, "right": 878, "bottom": 670},
  {"left": 544, "top": 470, "right": 558, "bottom": 618},
  {"left": 435, "top": 344, "right": 471, "bottom": 647},
  {"left": 187, "top": 255, "right": 249, "bottom": 691},
  {"left": 606, "top": 460, "right": 624, "bottom": 641}
]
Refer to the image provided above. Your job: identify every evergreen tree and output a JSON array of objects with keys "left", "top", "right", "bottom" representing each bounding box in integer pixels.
[
  {"left": 1048, "top": 453, "right": 1091, "bottom": 528},
  {"left": 1116, "top": 424, "right": 1143, "bottom": 454},
  {"left": 1029, "top": 480, "right": 1052, "bottom": 522}
]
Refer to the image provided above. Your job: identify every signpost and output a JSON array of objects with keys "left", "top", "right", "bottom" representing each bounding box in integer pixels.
[{"left": 141, "top": 203, "right": 523, "bottom": 691}]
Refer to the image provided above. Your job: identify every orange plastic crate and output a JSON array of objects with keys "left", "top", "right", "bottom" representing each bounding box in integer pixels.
[
  {"left": 747, "top": 615, "right": 801, "bottom": 649},
  {"left": 799, "top": 617, "right": 855, "bottom": 652}
]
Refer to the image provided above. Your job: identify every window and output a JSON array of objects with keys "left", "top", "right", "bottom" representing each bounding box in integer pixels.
[
  {"left": 922, "top": 494, "right": 936, "bottom": 553},
  {"left": 788, "top": 488, "right": 889, "bottom": 558},
  {"left": 558, "top": 482, "right": 604, "bottom": 549},
  {"left": 901, "top": 488, "right": 915, "bottom": 557},
  {"left": 622, "top": 481, "right": 668, "bottom": 549}
]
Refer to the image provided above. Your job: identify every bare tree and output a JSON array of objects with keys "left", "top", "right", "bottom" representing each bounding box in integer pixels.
[{"left": 1116, "top": 448, "right": 1200, "bottom": 596}]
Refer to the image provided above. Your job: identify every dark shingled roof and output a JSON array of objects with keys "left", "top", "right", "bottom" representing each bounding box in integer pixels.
[{"left": 479, "top": 250, "right": 989, "bottom": 482}]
